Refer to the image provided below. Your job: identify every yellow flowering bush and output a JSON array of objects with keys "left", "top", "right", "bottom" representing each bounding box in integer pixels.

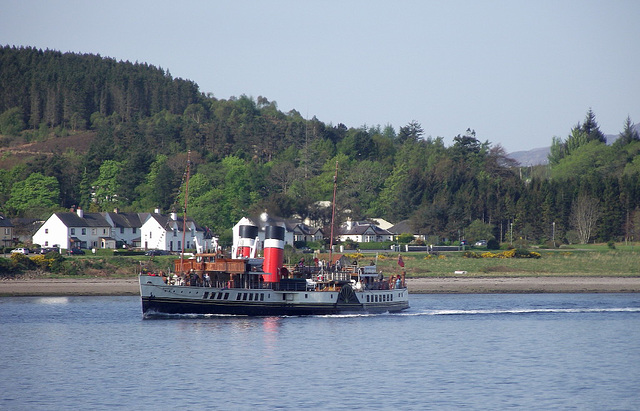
[
  {"left": 503, "top": 249, "right": 516, "bottom": 258},
  {"left": 464, "top": 248, "right": 540, "bottom": 259},
  {"left": 344, "top": 252, "right": 364, "bottom": 260}
]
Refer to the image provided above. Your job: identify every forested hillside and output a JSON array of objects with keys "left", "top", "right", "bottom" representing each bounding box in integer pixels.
[{"left": 1, "top": 45, "right": 640, "bottom": 245}]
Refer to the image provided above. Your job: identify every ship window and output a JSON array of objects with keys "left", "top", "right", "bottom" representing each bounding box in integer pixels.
[
  {"left": 210, "top": 293, "right": 215, "bottom": 299},
  {"left": 367, "top": 295, "right": 370, "bottom": 302},
  {"left": 243, "top": 293, "right": 248, "bottom": 300},
  {"left": 224, "top": 293, "right": 229, "bottom": 300},
  {"left": 236, "top": 293, "right": 242, "bottom": 300},
  {"left": 249, "top": 294, "right": 253, "bottom": 301},
  {"left": 203, "top": 292, "right": 209, "bottom": 299},
  {"left": 391, "top": 294, "right": 393, "bottom": 301},
  {"left": 305, "top": 294, "right": 308, "bottom": 298},
  {"left": 260, "top": 294, "right": 264, "bottom": 301}
]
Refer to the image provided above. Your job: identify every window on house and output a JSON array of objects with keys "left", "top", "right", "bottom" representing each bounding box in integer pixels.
[
  {"left": 150, "top": 232, "right": 152, "bottom": 239},
  {"left": 5, "top": 228, "right": 10, "bottom": 235},
  {"left": 120, "top": 227, "right": 124, "bottom": 234},
  {"left": 45, "top": 228, "right": 48, "bottom": 234},
  {"left": 45, "top": 241, "right": 48, "bottom": 246},
  {"left": 70, "top": 228, "right": 75, "bottom": 235},
  {"left": 82, "top": 228, "right": 86, "bottom": 235},
  {"left": 103, "top": 229, "right": 107, "bottom": 234},
  {"left": 133, "top": 228, "right": 137, "bottom": 234},
  {"left": 173, "top": 230, "right": 177, "bottom": 237}
]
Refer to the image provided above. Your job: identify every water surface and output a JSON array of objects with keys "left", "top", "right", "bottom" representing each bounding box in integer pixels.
[{"left": 1, "top": 293, "right": 638, "bottom": 410}]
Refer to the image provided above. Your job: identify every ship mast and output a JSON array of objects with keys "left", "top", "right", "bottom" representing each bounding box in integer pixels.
[
  {"left": 328, "top": 161, "right": 338, "bottom": 266},
  {"left": 180, "top": 150, "right": 191, "bottom": 270}
]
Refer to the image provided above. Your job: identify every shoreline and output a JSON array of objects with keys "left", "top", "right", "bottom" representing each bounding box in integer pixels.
[{"left": 1, "top": 276, "right": 640, "bottom": 296}]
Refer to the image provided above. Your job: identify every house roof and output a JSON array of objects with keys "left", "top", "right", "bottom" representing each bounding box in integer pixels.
[
  {"left": 56, "top": 212, "right": 110, "bottom": 228},
  {"left": 146, "top": 213, "right": 206, "bottom": 233},
  {"left": 338, "top": 221, "right": 392, "bottom": 236},
  {"left": 389, "top": 220, "right": 413, "bottom": 235},
  {"left": 0, "top": 215, "right": 14, "bottom": 227},
  {"left": 103, "top": 212, "right": 143, "bottom": 228},
  {"left": 292, "top": 222, "right": 322, "bottom": 236}
]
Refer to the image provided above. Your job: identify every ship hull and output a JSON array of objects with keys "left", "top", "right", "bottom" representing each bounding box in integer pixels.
[{"left": 140, "top": 275, "right": 409, "bottom": 317}]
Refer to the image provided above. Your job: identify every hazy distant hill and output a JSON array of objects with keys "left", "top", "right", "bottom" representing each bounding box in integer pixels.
[
  {"left": 508, "top": 124, "right": 640, "bottom": 166},
  {"left": 507, "top": 147, "right": 550, "bottom": 166}
]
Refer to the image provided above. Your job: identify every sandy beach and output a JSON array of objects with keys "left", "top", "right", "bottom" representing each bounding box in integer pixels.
[{"left": 1, "top": 276, "right": 640, "bottom": 296}]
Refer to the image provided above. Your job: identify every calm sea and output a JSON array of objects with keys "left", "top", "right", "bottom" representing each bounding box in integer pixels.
[{"left": 1, "top": 293, "right": 639, "bottom": 410}]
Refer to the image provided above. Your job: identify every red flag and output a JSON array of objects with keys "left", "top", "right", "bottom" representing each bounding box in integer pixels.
[{"left": 397, "top": 255, "right": 404, "bottom": 267}]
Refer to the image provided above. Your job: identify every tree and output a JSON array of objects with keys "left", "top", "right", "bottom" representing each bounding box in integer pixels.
[
  {"left": 5, "top": 172, "right": 60, "bottom": 217},
  {"left": 616, "top": 116, "right": 639, "bottom": 146},
  {"left": 570, "top": 194, "right": 600, "bottom": 244},
  {"left": 465, "top": 219, "right": 495, "bottom": 243},
  {"left": 92, "top": 160, "right": 123, "bottom": 209},
  {"left": 580, "top": 108, "right": 606, "bottom": 143},
  {"left": 396, "top": 121, "right": 423, "bottom": 144},
  {"left": 0, "top": 107, "right": 26, "bottom": 135},
  {"left": 548, "top": 109, "right": 606, "bottom": 164}
]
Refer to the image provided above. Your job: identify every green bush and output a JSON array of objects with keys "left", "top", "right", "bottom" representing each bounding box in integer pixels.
[{"left": 358, "top": 241, "right": 395, "bottom": 250}]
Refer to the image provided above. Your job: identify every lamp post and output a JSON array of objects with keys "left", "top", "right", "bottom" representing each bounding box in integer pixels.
[
  {"left": 552, "top": 221, "right": 556, "bottom": 248},
  {"left": 510, "top": 222, "right": 513, "bottom": 246}
]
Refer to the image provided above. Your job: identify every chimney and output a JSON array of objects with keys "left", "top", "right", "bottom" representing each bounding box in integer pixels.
[
  {"left": 113, "top": 208, "right": 119, "bottom": 214},
  {"left": 154, "top": 208, "right": 161, "bottom": 214},
  {"left": 77, "top": 207, "right": 84, "bottom": 218},
  {"left": 171, "top": 212, "right": 178, "bottom": 221}
]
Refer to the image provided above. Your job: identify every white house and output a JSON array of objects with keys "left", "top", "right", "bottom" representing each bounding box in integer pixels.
[
  {"left": 102, "top": 210, "right": 145, "bottom": 248},
  {"left": 33, "top": 208, "right": 213, "bottom": 252},
  {"left": 336, "top": 220, "right": 394, "bottom": 243},
  {"left": 33, "top": 208, "right": 112, "bottom": 250},
  {"left": 141, "top": 212, "right": 211, "bottom": 253},
  {"left": 291, "top": 222, "right": 324, "bottom": 243}
]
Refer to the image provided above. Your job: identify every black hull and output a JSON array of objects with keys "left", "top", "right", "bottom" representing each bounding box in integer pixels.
[{"left": 141, "top": 297, "right": 409, "bottom": 317}]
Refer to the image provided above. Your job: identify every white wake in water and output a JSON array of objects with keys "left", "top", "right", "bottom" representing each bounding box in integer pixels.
[{"left": 400, "top": 307, "right": 640, "bottom": 316}]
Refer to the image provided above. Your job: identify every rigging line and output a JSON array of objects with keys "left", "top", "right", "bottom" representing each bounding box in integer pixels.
[
  {"left": 329, "top": 160, "right": 338, "bottom": 266},
  {"left": 180, "top": 150, "right": 191, "bottom": 270}
]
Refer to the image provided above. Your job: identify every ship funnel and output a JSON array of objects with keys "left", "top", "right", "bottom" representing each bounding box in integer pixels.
[
  {"left": 263, "top": 224, "right": 285, "bottom": 282},
  {"left": 232, "top": 217, "right": 259, "bottom": 258}
]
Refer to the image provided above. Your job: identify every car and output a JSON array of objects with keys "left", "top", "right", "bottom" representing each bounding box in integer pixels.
[
  {"left": 474, "top": 240, "right": 487, "bottom": 247},
  {"left": 145, "top": 249, "right": 170, "bottom": 256},
  {"left": 38, "top": 247, "right": 59, "bottom": 254},
  {"left": 11, "top": 247, "right": 30, "bottom": 254},
  {"left": 298, "top": 247, "right": 313, "bottom": 254},
  {"left": 68, "top": 248, "right": 85, "bottom": 255}
]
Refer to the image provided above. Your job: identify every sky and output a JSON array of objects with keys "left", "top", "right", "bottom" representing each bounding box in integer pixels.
[{"left": 2, "top": 0, "right": 639, "bottom": 153}]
